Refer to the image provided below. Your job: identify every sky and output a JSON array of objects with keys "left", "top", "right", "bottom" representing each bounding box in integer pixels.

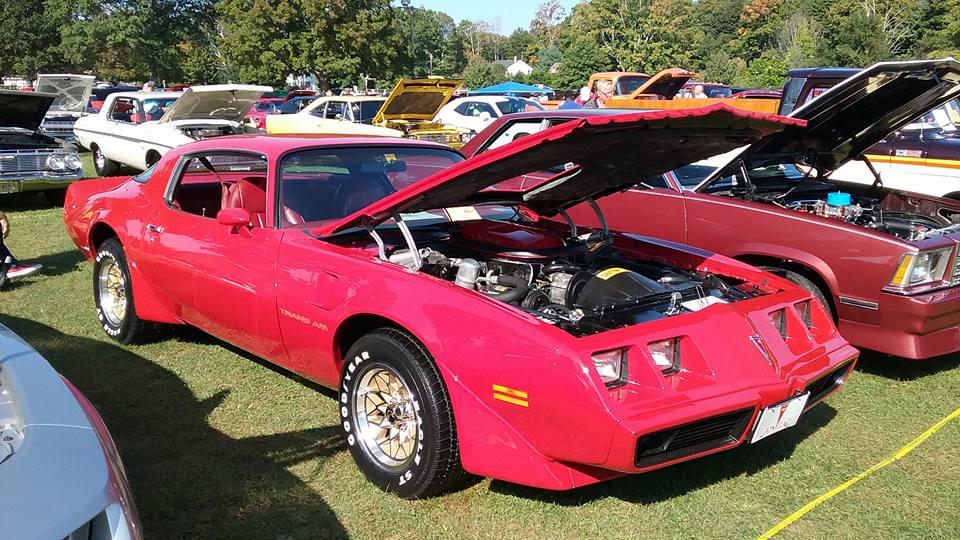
[{"left": 401, "top": 0, "right": 580, "bottom": 35}]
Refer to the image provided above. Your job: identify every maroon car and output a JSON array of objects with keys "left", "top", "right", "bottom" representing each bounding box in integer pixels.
[{"left": 462, "top": 59, "right": 960, "bottom": 360}]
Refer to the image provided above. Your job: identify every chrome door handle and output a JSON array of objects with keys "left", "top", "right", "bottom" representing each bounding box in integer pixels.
[{"left": 145, "top": 224, "right": 164, "bottom": 234}]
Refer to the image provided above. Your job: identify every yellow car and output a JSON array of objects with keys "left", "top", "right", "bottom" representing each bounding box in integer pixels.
[{"left": 266, "top": 78, "right": 471, "bottom": 147}]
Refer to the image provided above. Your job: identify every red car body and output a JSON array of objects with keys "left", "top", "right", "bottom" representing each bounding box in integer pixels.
[
  {"left": 243, "top": 98, "right": 284, "bottom": 129},
  {"left": 463, "top": 59, "right": 960, "bottom": 360},
  {"left": 64, "top": 107, "right": 856, "bottom": 494}
]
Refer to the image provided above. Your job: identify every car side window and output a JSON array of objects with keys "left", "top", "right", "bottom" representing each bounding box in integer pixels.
[
  {"left": 454, "top": 102, "right": 470, "bottom": 115},
  {"left": 109, "top": 98, "right": 141, "bottom": 124},
  {"left": 325, "top": 101, "right": 345, "bottom": 119},
  {"left": 169, "top": 152, "right": 269, "bottom": 226},
  {"left": 485, "top": 119, "right": 558, "bottom": 151},
  {"left": 465, "top": 102, "right": 497, "bottom": 117}
]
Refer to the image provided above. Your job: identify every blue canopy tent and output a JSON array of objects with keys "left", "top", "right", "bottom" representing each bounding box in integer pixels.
[{"left": 467, "top": 81, "right": 554, "bottom": 97}]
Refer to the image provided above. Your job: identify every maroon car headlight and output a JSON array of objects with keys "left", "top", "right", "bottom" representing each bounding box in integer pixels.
[
  {"left": 647, "top": 337, "right": 681, "bottom": 375},
  {"left": 887, "top": 247, "right": 953, "bottom": 291},
  {"left": 591, "top": 349, "right": 627, "bottom": 388}
]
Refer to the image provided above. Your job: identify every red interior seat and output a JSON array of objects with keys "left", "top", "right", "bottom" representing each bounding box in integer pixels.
[{"left": 224, "top": 177, "right": 268, "bottom": 227}]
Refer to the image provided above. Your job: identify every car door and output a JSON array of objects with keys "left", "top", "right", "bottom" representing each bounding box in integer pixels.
[
  {"left": 138, "top": 150, "right": 286, "bottom": 361},
  {"left": 103, "top": 97, "right": 144, "bottom": 166}
]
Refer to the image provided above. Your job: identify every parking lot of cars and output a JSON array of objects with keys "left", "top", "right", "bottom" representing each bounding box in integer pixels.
[{"left": 2, "top": 55, "right": 960, "bottom": 538}]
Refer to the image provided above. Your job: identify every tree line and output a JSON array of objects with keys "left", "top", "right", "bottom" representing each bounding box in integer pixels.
[{"left": 1, "top": 0, "right": 958, "bottom": 91}]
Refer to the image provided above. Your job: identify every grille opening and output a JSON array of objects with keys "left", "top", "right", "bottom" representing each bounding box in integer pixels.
[{"left": 635, "top": 408, "right": 754, "bottom": 468}]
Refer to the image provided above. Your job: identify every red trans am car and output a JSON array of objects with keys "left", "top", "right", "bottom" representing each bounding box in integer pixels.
[
  {"left": 463, "top": 59, "right": 960, "bottom": 360},
  {"left": 64, "top": 107, "right": 857, "bottom": 497}
]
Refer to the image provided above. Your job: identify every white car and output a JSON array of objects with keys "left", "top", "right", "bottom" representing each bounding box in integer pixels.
[
  {"left": 265, "top": 95, "right": 399, "bottom": 137},
  {"left": 433, "top": 95, "right": 544, "bottom": 133},
  {"left": 75, "top": 84, "right": 271, "bottom": 175}
]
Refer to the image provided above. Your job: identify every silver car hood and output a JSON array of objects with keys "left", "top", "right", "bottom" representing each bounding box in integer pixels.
[{"left": 35, "top": 74, "right": 95, "bottom": 116}]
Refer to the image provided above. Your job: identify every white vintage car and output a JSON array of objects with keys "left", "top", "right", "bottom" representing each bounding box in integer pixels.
[{"left": 74, "top": 84, "right": 270, "bottom": 175}]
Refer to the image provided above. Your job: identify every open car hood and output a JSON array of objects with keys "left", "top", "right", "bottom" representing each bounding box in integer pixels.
[
  {"left": 0, "top": 90, "right": 55, "bottom": 131},
  {"left": 726, "top": 58, "right": 960, "bottom": 176},
  {"left": 627, "top": 68, "right": 697, "bottom": 99},
  {"left": 159, "top": 84, "right": 272, "bottom": 123},
  {"left": 315, "top": 104, "right": 805, "bottom": 236},
  {"left": 35, "top": 74, "right": 95, "bottom": 115},
  {"left": 374, "top": 78, "right": 462, "bottom": 123}
]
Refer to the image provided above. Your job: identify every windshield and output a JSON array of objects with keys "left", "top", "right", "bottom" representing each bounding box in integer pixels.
[
  {"left": 352, "top": 100, "right": 385, "bottom": 123},
  {"left": 903, "top": 100, "right": 960, "bottom": 133},
  {"left": 615, "top": 76, "right": 650, "bottom": 95},
  {"left": 278, "top": 98, "right": 313, "bottom": 114},
  {"left": 252, "top": 101, "right": 278, "bottom": 113},
  {"left": 279, "top": 146, "right": 464, "bottom": 227},
  {"left": 143, "top": 97, "right": 178, "bottom": 120},
  {"left": 496, "top": 98, "right": 544, "bottom": 115}
]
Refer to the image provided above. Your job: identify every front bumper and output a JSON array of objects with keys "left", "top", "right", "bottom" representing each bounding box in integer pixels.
[
  {"left": 839, "top": 286, "right": 960, "bottom": 359},
  {"left": 0, "top": 172, "right": 83, "bottom": 194},
  {"left": 602, "top": 344, "right": 858, "bottom": 474}
]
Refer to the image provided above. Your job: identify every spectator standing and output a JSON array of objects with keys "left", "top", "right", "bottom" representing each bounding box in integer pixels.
[
  {"left": 557, "top": 92, "right": 583, "bottom": 110},
  {"left": 583, "top": 81, "right": 613, "bottom": 108}
]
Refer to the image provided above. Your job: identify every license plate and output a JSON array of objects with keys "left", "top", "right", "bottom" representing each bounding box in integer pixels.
[{"left": 750, "top": 392, "right": 810, "bottom": 443}]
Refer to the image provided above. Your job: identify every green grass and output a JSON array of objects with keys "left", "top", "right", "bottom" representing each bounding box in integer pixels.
[{"left": 1, "top": 190, "right": 958, "bottom": 539}]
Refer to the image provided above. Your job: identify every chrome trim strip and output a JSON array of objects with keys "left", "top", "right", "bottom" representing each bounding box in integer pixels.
[{"left": 838, "top": 296, "right": 879, "bottom": 310}]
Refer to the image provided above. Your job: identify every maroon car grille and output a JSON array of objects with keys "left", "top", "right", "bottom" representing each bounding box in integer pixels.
[
  {"left": 634, "top": 408, "right": 754, "bottom": 467},
  {"left": 952, "top": 249, "right": 960, "bottom": 286}
]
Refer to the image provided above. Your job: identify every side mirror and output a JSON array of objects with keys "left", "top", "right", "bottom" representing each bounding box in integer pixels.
[
  {"left": 478, "top": 111, "right": 492, "bottom": 122},
  {"left": 217, "top": 208, "right": 252, "bottom": 236},
  {"left": 335, "top": 113, "right": 343, "bottom": 120}
]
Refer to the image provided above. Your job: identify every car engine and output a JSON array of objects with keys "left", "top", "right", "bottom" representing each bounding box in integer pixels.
[
  {"left": 179, "top": 125, "right": 244, "bottom": 140},
  {"left": 777, "top": 191, "right": 960, "bottom": 242},
  {"left": 384, "top": 222, "right": 769, "bottom": 337}
]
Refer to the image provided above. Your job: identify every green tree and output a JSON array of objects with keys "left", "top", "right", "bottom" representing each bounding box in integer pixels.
[
  {"left": 461, "top": 57, "right": 506, "bottom": 89},
  {"left": 554, "top": 37, "right": 609, "bottom": 90},
  {"left": 437, "top": 27, "right": 467, "bottom": 76},
  {"left": 0, "top": 0, "right": 74, "bottom": 76},
  {"left": 702, "top": 50, "right": 745, "bottom": 84},
  {"left": 778, "top": 12, "right": 820, "bottom": 68},
  {"left": 734, "top": 49, "right": 787, "bottom": 87}
]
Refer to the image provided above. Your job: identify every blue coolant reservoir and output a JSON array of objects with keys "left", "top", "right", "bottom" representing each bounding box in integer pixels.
[{"left": 826, "top": 192, "right": 852, "bottom": 206}]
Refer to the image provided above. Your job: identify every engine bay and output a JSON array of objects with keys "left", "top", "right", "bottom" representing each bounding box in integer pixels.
[
  {"left": 179, "top": 125, "right": 244, "bottom": 140},
  {"left": 723, "top": 177, "right": 960, "bottom": 242},
  {"left": 378, "top": 221, "right": 770, "bottom": 337}
]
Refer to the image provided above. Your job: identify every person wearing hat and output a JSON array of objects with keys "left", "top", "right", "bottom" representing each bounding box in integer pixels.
[{"left": 142, "top": 80, "right": 156, "bottom": 92}]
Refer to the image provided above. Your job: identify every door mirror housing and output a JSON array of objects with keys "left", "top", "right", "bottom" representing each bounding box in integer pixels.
[
  {"left": 478, "top": 111, "right": 493, "bottom": 122},
  {"left": 217, "top": 208, "right": 252, "bottom": 236}
]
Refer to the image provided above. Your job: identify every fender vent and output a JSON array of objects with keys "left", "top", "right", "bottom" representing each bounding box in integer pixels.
[{"left": 635, "top": 408, "right": 754, "bottom": 468}]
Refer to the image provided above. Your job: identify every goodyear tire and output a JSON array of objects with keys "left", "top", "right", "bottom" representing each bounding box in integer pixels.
[
  {"left": 340, "top": 327, "right": 467, "bottom": 498},
  {"left": 92, "top": 145, "right": 120, "bottom": 177},
  {"left": 93, "top": 238, "right": 151, "bottom": 344}
]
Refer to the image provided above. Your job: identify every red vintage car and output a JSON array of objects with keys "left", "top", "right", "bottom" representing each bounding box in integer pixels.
[
  {"left": 462, "top": 59, "right": 960, "bottom": 360},
  {"left": 63, "top": 108, "right": 857, "bottom": 497}
]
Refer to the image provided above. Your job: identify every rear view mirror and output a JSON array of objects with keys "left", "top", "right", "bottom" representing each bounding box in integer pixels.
[{"left": 384, "top": 160, "right": 408, "bottom": 173}]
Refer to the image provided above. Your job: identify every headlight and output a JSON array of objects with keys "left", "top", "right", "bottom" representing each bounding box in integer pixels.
[
  {"left": 46, "top": 153, "right": 66, "bottom": 171},
  {"left": 591, "top": 349, "right": 627, "bottom": 388},
  {"left": 647, "top": 337, "right": 681, "bottom": 375},
  {"left": 889, "top": 247, "right": 954, "bottom": 289},
  {"left": 460, "top": 131, "right": 475, "bottom": 143},
  {"left": 64, "top": 153, "right": 83, "bottom": 170}
]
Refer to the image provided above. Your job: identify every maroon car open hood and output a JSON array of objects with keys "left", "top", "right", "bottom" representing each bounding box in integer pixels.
[
  {"left": 314, "top": 104, "right": 805, "bottom": 236},
  {"left": 734, "top": 58, "right": 960, "bottom": 174}
]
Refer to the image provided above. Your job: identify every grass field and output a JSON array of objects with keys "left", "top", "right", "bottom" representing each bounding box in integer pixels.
[{"left": 1, "top": 172, "right": 958, "bottom": 538}]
